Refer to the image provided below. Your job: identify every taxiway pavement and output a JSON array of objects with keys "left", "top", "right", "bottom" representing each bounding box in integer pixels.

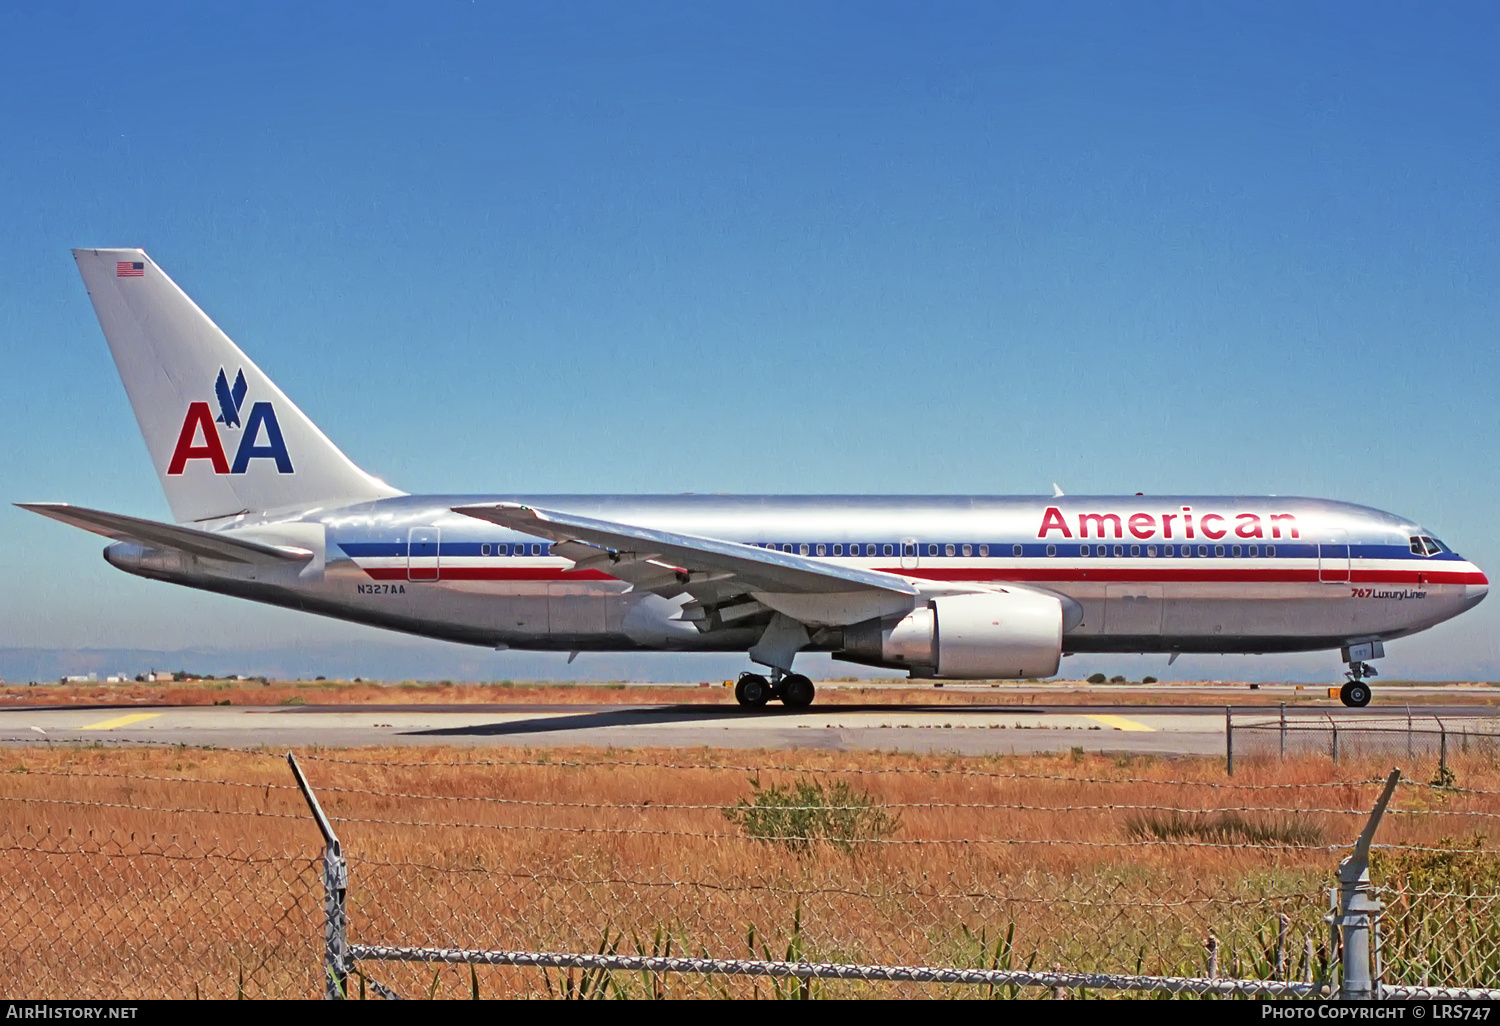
[{"left": 2, "top": 700, "right": 1496, "bottom": 756}]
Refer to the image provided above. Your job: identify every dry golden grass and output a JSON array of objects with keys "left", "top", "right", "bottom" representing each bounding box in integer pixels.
[{"left": 1, "top": 743, "right": 1497, "bottom": 998}]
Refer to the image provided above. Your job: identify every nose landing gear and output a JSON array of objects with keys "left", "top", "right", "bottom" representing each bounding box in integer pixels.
[
  {"left": 1340, "top": 662, "right": 1376, "bottom": 708},
  {"left": 734, "top": 670, "right": 817, "bottom": 710},
  {"left": 1338, "top": 643, "right": 1383, "bottom": 708}
]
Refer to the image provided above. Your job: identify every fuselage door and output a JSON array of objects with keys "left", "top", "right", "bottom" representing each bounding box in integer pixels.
[
  {"left": 900, "top": 538, "right": 919, "bottom": 570},
  {"left": 1318, "top": 528, "right": 1350, "bottom": 584},
  {"left": 408, "top": 527, "right": 441, "bottom": 582}
]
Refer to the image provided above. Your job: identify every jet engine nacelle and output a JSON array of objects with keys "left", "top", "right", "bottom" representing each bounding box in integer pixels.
[{"left": 840, "top": 590, "right": 1064, "bottom": 679}]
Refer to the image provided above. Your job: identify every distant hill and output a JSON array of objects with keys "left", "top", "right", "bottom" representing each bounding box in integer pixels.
[{"left": 0, "top": 643, "right": 755, "bottom": 684}]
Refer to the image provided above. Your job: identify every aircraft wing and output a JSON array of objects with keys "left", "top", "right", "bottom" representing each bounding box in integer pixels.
[
  {"left": 452, "top": 502, "right": 919, "bottom": 610},
  {"left": 17, "top": 503, "right": 313, "bottom": 565}
]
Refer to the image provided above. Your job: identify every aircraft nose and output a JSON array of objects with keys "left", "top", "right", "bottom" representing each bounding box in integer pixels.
[{"left": 1464, "top": 567, "right": 1488, "bottom": 612}]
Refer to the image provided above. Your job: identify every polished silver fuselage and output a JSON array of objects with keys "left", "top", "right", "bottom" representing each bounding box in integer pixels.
[{"left": 102, "top": 494, "right": 1488, "bottom": 671}]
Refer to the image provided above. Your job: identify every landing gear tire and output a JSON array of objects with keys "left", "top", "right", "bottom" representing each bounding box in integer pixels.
[
  {"left": 781, "top": 673, "right": 816, "bottom": 709},
  {"left": 735, "top": 673, "right": 772, "bottom": 709},
  {"left": 1340, "top": 681, "right": 1372, "bottom": 708}
]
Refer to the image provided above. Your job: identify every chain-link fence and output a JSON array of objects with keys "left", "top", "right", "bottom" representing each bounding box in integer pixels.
[
  {"left": 0, "top": 741, "right": 1497, "bottom": 999},
  {"left": 1230, "top": 712, "right": 1500, "bottom": 784},
  {"left": 0, "top": 828, "right": 320, "bottom": 998}
]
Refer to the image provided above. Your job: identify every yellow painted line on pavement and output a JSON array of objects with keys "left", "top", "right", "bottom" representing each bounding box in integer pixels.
[
  {"left": 1085, "top": 714, "right": 1155, "bottom": 732},
  {"left": 79, "top": 713, "right": 162, "bottom": 731}
]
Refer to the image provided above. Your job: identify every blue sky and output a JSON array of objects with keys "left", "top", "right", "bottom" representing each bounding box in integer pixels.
[{"left": 2, "top": 3, "right": 1498, "bottom": 680}]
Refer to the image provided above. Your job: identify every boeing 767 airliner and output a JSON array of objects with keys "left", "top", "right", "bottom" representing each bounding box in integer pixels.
[{"left": 19, "top": 250, "right": 1489, "bottom": 708}]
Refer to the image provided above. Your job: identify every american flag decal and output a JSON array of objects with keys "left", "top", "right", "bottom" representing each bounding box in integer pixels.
[{"left": 116, "top": 261, "right": 144, "bottom": 277}]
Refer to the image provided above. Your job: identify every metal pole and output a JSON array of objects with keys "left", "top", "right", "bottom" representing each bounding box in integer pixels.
[
  {"left": 1331, "top": 717, "right": 1339, "bottom": 764},
  {"left": 1406, "top": 705, "right": 1413, "bottom": 762},
  {"left": 1438, "top": 719, "right": 1449, "bottom": 785},
  {"left": 1276, "top": 914, "right": 1289, "bottom": 981},
  {"left": 1280, "top": 702, "right": 1286, "bottom": 759},
  {"left": 288, "top": 752, "right": 349, "bottom": 1000},
  {"left": 1225, "top": 707, "right": 1233, "bottom": 777},
  {"left": 1330, "top": 767, "right": 1400, "bottom": 1000}
]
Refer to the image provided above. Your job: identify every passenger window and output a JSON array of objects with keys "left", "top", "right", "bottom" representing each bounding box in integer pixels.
[
  {"left": 1267, "top": 545, "right": 1276, "bottom": 557},
  {"left": 1248, "top": 545, "right": 1258, "bottom": 556},
  {"left": 927, "top": 544, "right": 939, "bottom": 557},
  {"left": 904, "top": 543, "right": 917, "bottom": 557},
  {"left": 481, "top": 543, "right": 491, "bottom": 556},
  {"left": 782, "top": 544, "right": 792, "bottom": 553},
  {"left": 1147, "top": 545, "right": 1157, "bottom": 557},
  {"left": 961, "top": 544, "right": 971, "bottom": 557},
  {"left": 1214, "top": 545, "right": 1225, "bottom": 557},
  {"left": 883, "top": 543, "right": 894, "bottom": 556},
  {"left": 1114, "top": 545, "right": 1124, "bottom": 557},
  {"left": 1164, "top": 545, "right": 1174, "bottom": 556},
  {"left": 816, "top": 543, "right": 826, "bottom": 556},
  {"left": 1046, "top": 544, "right": 1057, "bottom": 556},
  {"left": 832, "top": 544, "right": 842, "bottom": 556},
  {"left": 979, "top": 544, "right": 989, "bottom": 557},
  {"left": 1232, "top": 545, "right": 1241, "bottom": 557},
  {"left": 1130, "top": 545, "right": 1140, "bottom": 557},
  {"left": 799, "top": 543, "right": 810, "bottom": 556},
  {"left": 1199, "top": 545, "right": 1208, "bottom": 557},
  {"left": 1012, "top": 544, "right": 1022, "bottom": 557},
  {"left": 945, "top": 543, "right": 956, "bottom": 557},
  {"left": 1080, "top": 544, "right": 1090, "bottom": 557}
]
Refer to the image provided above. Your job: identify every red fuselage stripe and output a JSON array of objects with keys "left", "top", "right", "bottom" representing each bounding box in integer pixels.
[{"left": 363, "top": 566, "right": 1486, "bottom": 586}]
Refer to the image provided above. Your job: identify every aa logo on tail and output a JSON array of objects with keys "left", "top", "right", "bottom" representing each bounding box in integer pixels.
[{"left": 167, "top": 368, "right": 294, "bottom": 476}]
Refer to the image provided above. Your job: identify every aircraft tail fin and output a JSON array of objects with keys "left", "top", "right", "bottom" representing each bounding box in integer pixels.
[{"left": 71, "top": 248, "right": 401, "bottom": 522}]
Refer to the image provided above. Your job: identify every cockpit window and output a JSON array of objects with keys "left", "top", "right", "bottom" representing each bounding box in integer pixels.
[
  {"left": 1410, "top": 536, "right": 1425, "bottom": 556},
  {"left": 1411, "top": 535, "right": 1449, "bottom": 557}
]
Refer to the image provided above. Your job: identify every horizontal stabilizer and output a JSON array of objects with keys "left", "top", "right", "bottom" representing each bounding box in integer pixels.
[{"left": 17, "top": 503, "right": 312, "bottom": 565}]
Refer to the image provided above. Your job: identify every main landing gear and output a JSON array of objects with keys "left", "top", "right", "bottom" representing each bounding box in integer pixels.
[{"left": 735, "top": 670, "right": 816, "bottom": 710}]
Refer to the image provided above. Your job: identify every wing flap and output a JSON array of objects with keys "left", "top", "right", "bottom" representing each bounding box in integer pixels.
[{"left": 18, "top": 502, "right": 312, "bottom": 565}]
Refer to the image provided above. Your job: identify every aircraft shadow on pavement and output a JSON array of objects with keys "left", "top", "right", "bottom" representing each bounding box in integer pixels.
[
  {"left": 405, "top": 703, "right": 1040, "bottom": 737},
  {"left": 408, "top": 704, "right": 754, "bottom": 737}
]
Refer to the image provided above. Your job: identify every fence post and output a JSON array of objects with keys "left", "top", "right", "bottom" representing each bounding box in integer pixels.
[
  {"left": 1329, "top": 767, "right": 1400, "bottom": 1000},
  {"left": 1280, "top": 702, "right": 1286, "bottom": 759},
  {"left": 1225, "top": 707, "right": 1233, "bottom": 776},
  {"left": 1330, "top": 717, "right": 1339, "bottom": 764},
  {"left": 1438, "top": 718, "right": 1449, "bottom": 784},
  {"left": 288, "top": 752, "right": 349, "bottom": 1000},
  {"left": 1276, "top": 914, "right": 1289, "bottom": 980}
]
